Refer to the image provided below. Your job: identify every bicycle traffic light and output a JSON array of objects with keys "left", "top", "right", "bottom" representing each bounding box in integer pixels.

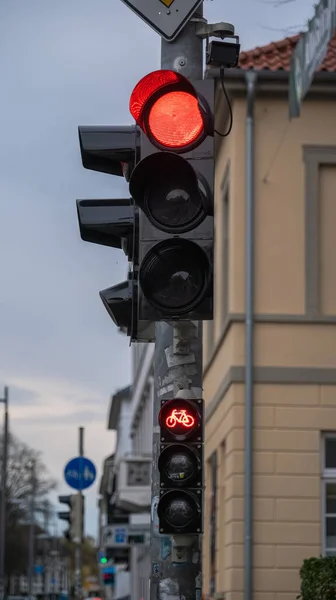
[
  {"left": 76, "top": 125, "right": 154, "bottom": 342},
  {"left": 129, "top": 69, "right": 214, "bottom": 322},
  {"left": 57, "top": 494, "right": 84, "bottom": 543},
  {"left": 157, "top": 395, "right": 204, "bottom": 534}
]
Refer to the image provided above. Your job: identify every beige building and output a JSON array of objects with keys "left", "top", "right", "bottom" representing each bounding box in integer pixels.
[{"left": 202, "top": 34, "right": 336, "bottom": 599}]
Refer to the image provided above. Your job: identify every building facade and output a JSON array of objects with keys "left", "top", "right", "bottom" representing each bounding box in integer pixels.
[
  {"left": 129, "top": 342, "right": 154, "bottom": 600},
  {"left": 202, "top": 35, "right": 336, "bottom": 599},
  {"left": 99, "top": 347, "right": 154, "bottom": 600}
]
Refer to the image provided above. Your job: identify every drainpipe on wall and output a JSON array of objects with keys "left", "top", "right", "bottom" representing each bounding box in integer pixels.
[{"left": 244, "top": 69, "right": 257, "bottom": 600}]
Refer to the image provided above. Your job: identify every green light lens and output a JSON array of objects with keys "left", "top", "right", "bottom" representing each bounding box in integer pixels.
[{"left": 100, "top": 557, "right": 107, "bottom": 564}]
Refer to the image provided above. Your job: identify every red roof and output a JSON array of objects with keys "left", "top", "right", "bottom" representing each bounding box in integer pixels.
[{"left": 238, "top": 34, "right": 336, "bottom": 72}]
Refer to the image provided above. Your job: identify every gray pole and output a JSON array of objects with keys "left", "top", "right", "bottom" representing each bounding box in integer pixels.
[
  {"left": 244, "top": 70, "right": 257, "bottom": 600},
  {"left": 151, "top": 321, "right": 203, "bottom": 600},
  {"left": 43, "top": 501, "right": 50, "bottom": 600},
  {"left": 150, "top": 10, "right": 204, "bottom": 600},
  {"left": 0, "top": 387, "right": 9, "bottom": 600},
  {"left": 28, "top": 460, "right": 36, "bottom": 600},
  {"left": 75, "top": 427, "right": 84, "bottom": 600}
]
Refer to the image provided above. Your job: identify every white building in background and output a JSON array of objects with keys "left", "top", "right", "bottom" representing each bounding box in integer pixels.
[
  {"left": 129, "top": 342, "right": 154, "bottom": 600},
  {"left": 99, "top": 345, "right": 154, "bottom": 600}
]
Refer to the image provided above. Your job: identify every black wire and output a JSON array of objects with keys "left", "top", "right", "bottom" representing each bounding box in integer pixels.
[{"left": 214, "top": 65, "right": 233, "bottom": 138}]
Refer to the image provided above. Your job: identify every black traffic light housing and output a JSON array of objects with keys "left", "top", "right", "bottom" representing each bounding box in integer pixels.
[
  {"left": 129, "top": 71, "right": 214, "bottom": 323},
  {"left": 58, "top": 494, "right": 84, "bottom": 543},
  {"left": 157, "top": 396, "right": 204, "bottom": 535},
  {"left": 58, "top": 495, "right": 74, "bottom": 541},
  {"left": 76, "top": 125, "right": 154, "bottom": 342}
]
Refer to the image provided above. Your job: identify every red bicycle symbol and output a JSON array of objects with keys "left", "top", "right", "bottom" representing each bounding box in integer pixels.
[{"left": 166, "top": 408, "right": 195, "bottom": 429}]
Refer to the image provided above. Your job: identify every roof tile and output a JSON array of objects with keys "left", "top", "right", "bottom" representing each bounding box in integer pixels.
[{"left": 238, "top": 34, "right": 336, "bottom": 72}]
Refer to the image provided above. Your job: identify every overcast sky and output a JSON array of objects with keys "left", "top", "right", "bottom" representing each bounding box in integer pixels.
[{"left": 0, "top": 0, "right": 312, "bottom": 538}]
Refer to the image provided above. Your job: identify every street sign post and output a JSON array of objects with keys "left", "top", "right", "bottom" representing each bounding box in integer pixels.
[
  {"left": 119, "top": 0, "right": 203, "bottom": 41},
  {"left": 64, "top": 456, "right": 96, "bottom": 491},
  {"left": 289, "top": 0, "right": 336, "bottom": 118},
  {"left": 103, "top": 525, "right": 129, "bottom": 548}
]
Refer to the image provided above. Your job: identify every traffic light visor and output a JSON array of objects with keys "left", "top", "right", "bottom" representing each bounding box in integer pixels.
[
  {"left": 129, "top": 70, "right": 210, "bottom": 152},
  {"left": 99, "top": 280, "right": 133, "bottom": 330}
]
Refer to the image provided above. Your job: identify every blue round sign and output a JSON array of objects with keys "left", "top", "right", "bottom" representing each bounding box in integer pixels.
[{"left": 64, "top": 456, "right": 96, "bottom": 491}]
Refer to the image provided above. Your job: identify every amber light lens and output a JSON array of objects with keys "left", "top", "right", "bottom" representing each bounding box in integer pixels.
[{"left": 148, "top": 91, "right": 204, "bottom": 149}]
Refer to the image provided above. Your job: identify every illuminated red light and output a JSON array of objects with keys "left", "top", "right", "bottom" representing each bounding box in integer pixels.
[
  {"left": 129, "top": 69, "right": 206, "bottom": 152},
  {"left": 148, "top": 91, "right": 203, "bottom": 149},
  {"left": 165, "top": 408, "right": 195, "bottom": 429}
]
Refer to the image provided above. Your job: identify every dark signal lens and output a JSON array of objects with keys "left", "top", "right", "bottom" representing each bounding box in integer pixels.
[
  {"left": 159, "top": 445, "right": 199, "bottom": 485},
  {"left": 146, "top": 173, "right": 202, "bottom": 232},
  {"left": 158, "top": 491, "right": 200, "bottom": 531},
  {"left": 140, "top": 239, "right": 210, "bottom": 315},
  {"left": 148, "top": 91, "right": 203, "bottom": 149},
  {"left": 129, "top": 152, "right": 209, "bottom": 235}
]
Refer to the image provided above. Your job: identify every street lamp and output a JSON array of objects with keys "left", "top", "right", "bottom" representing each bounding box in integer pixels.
[{"left": 0, "top": 386, "right": 9, "bottom": 600}]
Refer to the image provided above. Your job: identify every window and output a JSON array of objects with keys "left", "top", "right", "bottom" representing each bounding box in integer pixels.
[
  {"left": 209, "top": 451, "right": 217, "bottom": 596},
  {"left": 322, "top": 435, "right": 336, "bottom": 555}
]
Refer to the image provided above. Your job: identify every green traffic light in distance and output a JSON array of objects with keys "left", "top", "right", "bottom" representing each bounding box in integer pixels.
[{"left": 100, "top": 557, "right": 107, "bottom": 564}]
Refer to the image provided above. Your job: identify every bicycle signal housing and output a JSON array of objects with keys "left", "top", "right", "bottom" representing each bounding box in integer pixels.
[{"left": 157, "top": 397, "right": 204, "bottom": 534}]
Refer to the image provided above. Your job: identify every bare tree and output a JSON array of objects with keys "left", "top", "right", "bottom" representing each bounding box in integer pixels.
[{"left": 0, "top": 433, "right": 57, "bottom": 580}]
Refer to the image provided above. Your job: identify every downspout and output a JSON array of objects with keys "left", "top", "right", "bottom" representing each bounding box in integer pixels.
[{"left": 244, "top": 69, "right": 257, "bottom": 600}]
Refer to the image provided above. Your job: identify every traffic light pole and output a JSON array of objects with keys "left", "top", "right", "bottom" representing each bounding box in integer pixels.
[
  {"left": 150, "top": 12, "right": 204, "bottom": 600},
  {"left": 28, "top": 460, "right": 36, "bottom": 600},
  {"left": 75, "top": 427, "right": 84, "bottom": 600},
  {"left": 145, "top": 18, "right": 206, "bottom": 594}
]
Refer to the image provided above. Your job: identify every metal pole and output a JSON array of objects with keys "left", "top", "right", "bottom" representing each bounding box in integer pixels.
[
  {"left": 151, "top": 335, "right": 204, "bottom": 594},
  {"left": 0, "top": 387, "right": 9, "bottom": 600},
  {"left": 150, "top": 12, "right": 205, "bottom": 600},
  {"left": 75, "top": 428, "right": 84, "bottom": 600},
  {"left": 43, "top": 501, "right": 50, "bottom": 600},
  {"left": 244, "top": 70, "right": 257, "bottom": 600},
  {"left": 28, "top": 460, "right": 36, "bottom": 600}
]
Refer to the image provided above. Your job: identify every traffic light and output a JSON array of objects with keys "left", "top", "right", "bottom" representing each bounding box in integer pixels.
[
  {"left": 58, "top": 494, "right": 84, "bottom": 543},
  {"left": 129, "top": 69, "right": 214, "bottom": 322},
  {"left": 102, "top": 568, "right": 115, "bottom": 586},
  {"left": 157, "top": 394, "right": 204, "bottom": 534},
  {"left": 76, "top": 126, "right": 154, "bottom": 342},
  {"left": 77, "top": 70, "right": 214, "bottom": 335}
]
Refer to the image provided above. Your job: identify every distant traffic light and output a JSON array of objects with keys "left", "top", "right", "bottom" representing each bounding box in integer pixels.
[
  {"left": 129, "top": 69, "right": 214, "bottom": 322},
  {"left": 102, "top": 568, "right": 115, "bottom": 586},
  {"left": 58, "top": 494, "right": 84, "bottom": 543},
  {"left": 157, "top": 394, "right": 204, "bottom": 534}
]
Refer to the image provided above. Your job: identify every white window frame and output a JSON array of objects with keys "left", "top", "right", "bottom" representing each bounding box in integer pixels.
[{"left": 321, "top": 433, "right": 336, "bottom": 556}]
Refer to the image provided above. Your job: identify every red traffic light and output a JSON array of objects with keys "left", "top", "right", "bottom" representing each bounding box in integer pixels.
[
  {"left": 129, "top": 70, "right": 213, "bottom": 152},
  {"left": 159, "top": 398, "right": 203, "bottom": 442}
]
